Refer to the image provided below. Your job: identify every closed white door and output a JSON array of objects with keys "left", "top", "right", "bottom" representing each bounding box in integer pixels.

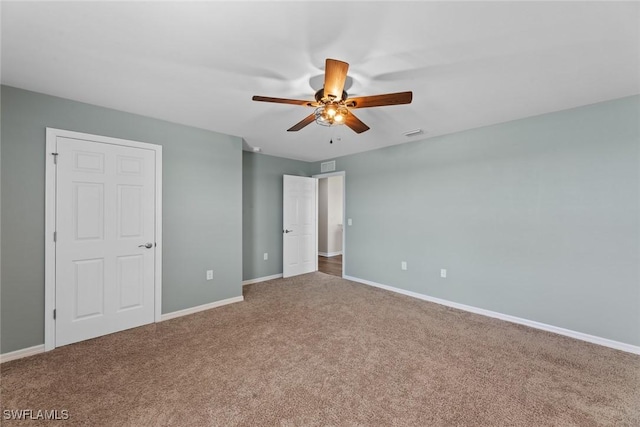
[
  {"left": 283, "top": 175, "right": 317, "bottom": 278},
  {"left": 55, "top": 136, "right": 156, "bottom": 347}
]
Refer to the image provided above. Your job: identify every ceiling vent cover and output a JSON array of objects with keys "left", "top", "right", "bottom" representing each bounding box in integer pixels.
[{"left": 321, "top": 160, "right": 336, "bottom": 173}]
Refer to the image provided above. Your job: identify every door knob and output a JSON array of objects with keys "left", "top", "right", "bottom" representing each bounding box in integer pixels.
[
  {"left": 138, "top": 243, "right": 153, "bottom": 249},
  {"left": 283, "top": 229, "right": 293, "bottom": 234}
]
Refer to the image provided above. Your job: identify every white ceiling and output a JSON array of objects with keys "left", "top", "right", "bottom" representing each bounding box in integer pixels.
[{"left": 2, "top": 1, "right": 639, "bottom": 162}]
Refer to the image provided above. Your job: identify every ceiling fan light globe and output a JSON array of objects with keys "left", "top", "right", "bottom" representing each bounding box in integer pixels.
[
  {"left": 336, "top": 106, "right": 348, "bottom": 122},
  {"left": 314, "top": 106, "right": 332, "bottom": 126}
]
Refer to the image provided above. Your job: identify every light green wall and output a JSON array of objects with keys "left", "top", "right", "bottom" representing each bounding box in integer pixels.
[
  {"left": 242, "top": 152, "right": 313, "bottom": 281},
  {"left": 2, "top": 85, "right": 638, "bottom": 353},
  {"left": 1, "top": 86, "right": 243, "bottom": 353},
  {"left": 313, "top": 96, "right": 640, "bottom": 346}
]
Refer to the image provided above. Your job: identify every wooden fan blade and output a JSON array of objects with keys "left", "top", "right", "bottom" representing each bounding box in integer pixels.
[
  {"left": 324, "top": 59, "right": 349, "bottom": 99},
  {"left": 287, "top": 113, "right": 316, "bottom": 132},
  {"left": 252, "top": 96, "right": 313, "bottom": 106},
  {"left": 344, "top": 112, "right": 370, "bottom": 134},
  {"left": 345, "top": 91, "right": 413, "bottom": 109}
]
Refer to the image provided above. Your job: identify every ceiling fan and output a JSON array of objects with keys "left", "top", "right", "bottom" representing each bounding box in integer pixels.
[{"left": 252, "top": 58, "right": 413, "bottom": 134}]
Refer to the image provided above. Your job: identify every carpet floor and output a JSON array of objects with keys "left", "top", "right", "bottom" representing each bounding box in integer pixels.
[{"left": 1, "top": 272, "right": 639, "bottom": 426}]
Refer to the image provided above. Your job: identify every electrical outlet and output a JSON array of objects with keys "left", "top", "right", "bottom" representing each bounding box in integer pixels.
[
  {"left": 348, "top": 218, "right": 353, "bottom": 226},
  {"left": 263, "top": 253, "right": 268, "bottom": 261},
  {"left": 440, "top": 269, "right": 447, "bottom": 278},
  {"left": 401, "top": 261, "right": 407, "bottom": 271},
  {"left": 206, "top": 270, "right": 213, "bottom": 280}
]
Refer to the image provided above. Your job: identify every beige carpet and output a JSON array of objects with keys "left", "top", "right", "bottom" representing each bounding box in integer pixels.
[{"left": 2, "top": 272, "right": 639, "bottom": 426}]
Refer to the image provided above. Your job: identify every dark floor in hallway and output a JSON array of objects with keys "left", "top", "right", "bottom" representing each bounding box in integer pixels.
[{"left": 318, "top": 254, "right": 342, "bottom": 277}]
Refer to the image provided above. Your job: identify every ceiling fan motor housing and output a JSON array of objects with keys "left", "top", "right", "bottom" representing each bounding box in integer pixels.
[{"left": 315, "top": 88, "right": 348, "bottom": 103}]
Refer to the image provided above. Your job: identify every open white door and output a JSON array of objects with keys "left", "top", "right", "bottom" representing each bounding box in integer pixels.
[{"left": 283, "top": 175, "right": 317, "bottom": 278}]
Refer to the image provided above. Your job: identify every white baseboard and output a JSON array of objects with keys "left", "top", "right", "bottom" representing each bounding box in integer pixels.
[
  {"left": 318, "top": 251, "right": 342, "bottom": 257},
  {"left": 242, "top": 273, "right": 283, "bottom": 286},
  {"left": 1, "top": 344, "right": 45, "bottom": 364},
  {"left": 344, "top": 275, "right": 640, "bottom": 355},
  {"left": 160, "top": 296, "right": 244, "bottom": 322},
  {"left": 7, "top": 278, "right": 636, "bottom": 362},
  {"left": 2, "top": 297, "right": 245, "bottom": 362}
]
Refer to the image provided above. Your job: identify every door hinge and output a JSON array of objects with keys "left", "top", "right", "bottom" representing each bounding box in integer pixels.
[
  {"left": 53, "top": 231, "right": 57, "bottom": 242},
  {"left": 51, "top": 152, "right": 59, "bottom": 164},
  {"left": 53, "top": 309, "right": 56, "bottom": 320}
]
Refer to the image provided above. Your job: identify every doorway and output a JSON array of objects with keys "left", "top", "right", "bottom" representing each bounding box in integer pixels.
[{"left": 314, "top": 172, "right": 345, "bottom": 277}]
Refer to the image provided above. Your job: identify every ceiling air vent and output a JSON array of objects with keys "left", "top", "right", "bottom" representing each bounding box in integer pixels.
[
  {"left": 321, "top": 160, "right": 336, "bottom": 173},
  {"left": 403, "top": 128, "right": 424, "bottom": 137}
]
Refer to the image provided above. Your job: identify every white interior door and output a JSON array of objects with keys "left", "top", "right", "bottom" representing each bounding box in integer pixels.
[
  {"left": 55, "top": 136, "right": 156, "bottom": 347},
  {"left": 283, "top": 175, "right": 317, "bottom": 278}
]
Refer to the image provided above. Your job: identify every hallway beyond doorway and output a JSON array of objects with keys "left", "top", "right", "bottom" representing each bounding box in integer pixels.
[{"left": 318, "top": 255, "right": 342, "bottom": 277}]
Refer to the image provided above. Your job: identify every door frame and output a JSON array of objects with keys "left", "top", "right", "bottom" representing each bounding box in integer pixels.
[
  {"left": 312, "top": 171, "right": 346, "bottom": 278},
  {"left": 44, "top": 128, "right": 163, "bottom": 351}
]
